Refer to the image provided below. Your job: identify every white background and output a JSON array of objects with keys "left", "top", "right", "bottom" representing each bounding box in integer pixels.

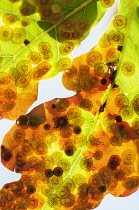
[{"left": 0, "top": 0, "right": 139, "bottom": 209}]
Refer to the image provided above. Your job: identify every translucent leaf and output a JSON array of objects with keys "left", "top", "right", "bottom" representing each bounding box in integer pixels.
[
  {"left": 0, "top": 0, "right": 115, "bottom": 120},
  {"left": 1, "top": 0, "right": 139, "bottom": 210}
]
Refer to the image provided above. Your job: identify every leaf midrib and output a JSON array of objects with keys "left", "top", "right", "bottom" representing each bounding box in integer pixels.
[{"left": 99, "top": 0, "right": 134, "bottom": 125}]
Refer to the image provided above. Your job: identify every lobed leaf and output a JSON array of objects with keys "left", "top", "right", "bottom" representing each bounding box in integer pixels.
[
  {"left": 1, "top": 0, "right": 139, "bottom": 210},
  {"left": 0, "top": 0, "right": 115, "bottom": 120}
]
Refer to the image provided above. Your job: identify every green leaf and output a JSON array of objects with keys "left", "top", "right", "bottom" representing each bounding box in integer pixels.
[{"left": 0, "top": 0, "right": 116, "bottom": 119}]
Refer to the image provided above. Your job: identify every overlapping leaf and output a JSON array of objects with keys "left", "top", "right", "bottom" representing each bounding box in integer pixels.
[{"left": 0, "top": 0, "right": 115, "bottom": 120}]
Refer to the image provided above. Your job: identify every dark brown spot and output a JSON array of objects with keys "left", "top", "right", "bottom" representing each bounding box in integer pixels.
[
  {"left": 16, "top": 115, "right": 28, "bottom": 127},
  {"left": 26, "top": 185, "right": 36, "bottom": 194},
  {"left": 65, "top": 146, "right": 74, "bottom": 156},
  {"left": 73, "top": 127, "right": 81, "bottom": 134},
  {"left": 117, "top": 46, "right": 123, "bottom": 51},
  {"left": 24, "top": 39, "right": 30, "bottom": 45},
  {"left": 114, "top": 170, "right": 125, "bottom": 180},
  {"left": 108, "top": 155, "right": 121, "bottom": 171},
  {"left": 15, "top": 167, "right": 22, "bottom": 173},
  {"left": 44, "top": 124, "right": 50, "bottom": 130},
  {"left": 115, "top": 115, "right": 122, "bottom": 122},
  {"left": 57, "top": 116, "right": 68, "bottom": 128},
  {"left": 53, "top": 167, "right": 63, "bottom": 176},
  {"left": 5, "top": 184, "right": 9, "bottom": 189},
  {"left": 45, "top": 169, "right": 53, "bottom": 178},
  {"left": 101, "top": 78, "right": 107, "bottom": 85},
  {"left": 51, "top": 104, "right": 56, "bottom": 109},
  {"left": 98, "top": 185, "right": 106, "bottom": 193},
  {"left": 99, "top": 101, "right": 107, "bottom": 113},
  {"left": 1, "top": 148, "right": 12, "bottom": 162}
]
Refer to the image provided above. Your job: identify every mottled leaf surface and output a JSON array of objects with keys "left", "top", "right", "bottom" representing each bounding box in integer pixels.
[
  {"left": 0, "top": 0, "right": 114, "bottom": 120},
  {"left": 1, "top": 0, "right": 139, "bottom": 210}
]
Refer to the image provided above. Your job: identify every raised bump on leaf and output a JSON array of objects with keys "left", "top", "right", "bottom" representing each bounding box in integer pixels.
[
  {"left": 16, "top": 115, "right": 29, "bottom": 129},
  {"left": 55, "top": 98, "right": 69, "bottom": 112},
  {"left": 86, "top": 50, "right": 102, "bottom": 66},
  {"left": 115, "top": 93, "right": 129, "bottom": 107},
  {"left": 21, "top": 18, "right": 30, "bottom": 27},
  {"left": 122, "top": 62, "right": 135, "bottom": 77},
  {"left": 119, "top": 105, "right": 133, "bottom": 120},
  {"left": 113, "top": 15, "right": 127, "bottom": 30},
  {"left": 105, "top": 47, "right": 119, "bottom": 62},
  {"left": 12, "top": 28, "right": 26, "bottom": 44},
  {"left": 51, "top": 11, "right": 64, "bottom": 24},
  {"left": 75, "top": 18, "right": 90, "bottom": 33},
  {"left": 120, "top": 164, "right": 134, "bottom": 176},
  {"left": 16, "top": 60, "right": 32, "bottom": 76},
  {"left": 2, "top": 100, "right": 15, "bottom": 112},
  {"left": 93, "top": 150, "right": 103, "bottom": 160},
  {"left": 15, "top": 76, "right": 30, "bottom": 88},
  {"left": 58, "top": 30, "right": 71, "bottom": 40},
  {"left": 80, "top": 158, "right": 93, "bottom": 172},
  {"left": 59, "top": 41, "right": 74, "bottom": 55},
  {"left": 99, "top": 33, "right": 110, "bottom": 48},
  {"left": 19, "top": 2, "right": 35, "bottom": 16},
  {"left": 79, "top": 65, "right": 90, "bottom": 76},
  {"left": 100, "top": 0, "right": 115, "bottom": 8},
  {"left": 108, "top": 30, "right": 124, "bottom": 46},
  {"left": 60, "top": 18, "right": 76, "bottom": 32},
  {"left": 80, "top": 99, "right": 93, "bottom": 111},
  {"left": 4, "top": 89, "right": 16, "bottom": 100},
  {"left": 35, "top": 142, "right": 47, "bottom": 155},
  {"left": 56, "top": 57, "right": 72, "bottom": 72},
  {"left": 21, "top": 143, "right": 33, "bottom": 156},
  {"left": 38, "top": 5, "right": 53, "bottom": 21},
  {"left": 16, "top": 195, "right": 31, "bottom": 208},
  {"left": 94, "top": 62, "right": 106, "bottom": 76},
  {"left": 123, "top": 176, "right": 139, "bottom": 190},
  {"left": 69, "top": 75, "right": 84, "bottom": 91},
  {"left": 32, "top": 62, "right": 51, "bottom": 80},
  {"left": 60, "top": 127, "right": 72, "bottom": 138},
  {"left": 2, "top": 13, "right": 18, "bottom": 25},
  {"left": 13, "top": 128, "right": 26, "bottom": 143},
  {"left": 57, "top": 159, "right": 71, "bottom": 172},
  {"left": 122, "top": 149, "right": 136, "bottom": 165},
  {"left": 27, "top": 51, "right": 42, "bottom": 64},
  {"left": 0, "top": 25, "right": 14, "bottom": 41}
]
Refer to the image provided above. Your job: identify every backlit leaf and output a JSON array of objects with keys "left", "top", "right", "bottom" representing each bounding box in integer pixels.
[
  {"left": 1, "top": 0, "right": 139, "bottom": 210},
  {"left": 0, "top": 0, "right": 115, "bottom": 120}
]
